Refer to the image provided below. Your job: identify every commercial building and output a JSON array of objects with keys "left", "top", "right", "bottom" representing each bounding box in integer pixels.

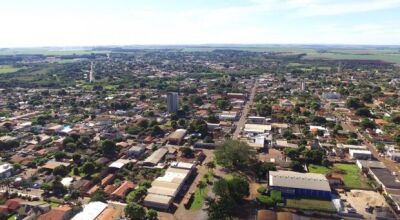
[
  {"left": 269, "top": 170, "right": 331, "bottom": 199},
  {"left": 143, "top": 147, "right": 168, "bottom": 166},
  {"left": 218, "top": 111, "right": 239, "bottom": 121},
  {"left": 167, "top": 92, "right": 179, "bottom": 113},
  {"left": 244, "top": 124, "right": 271, "bottom": 134},
  {"left": 144, "top": 162, "right": 195, "bottom": 210},
  {"left": 167, "top": 129, "right": 187, "bottom": 145}
]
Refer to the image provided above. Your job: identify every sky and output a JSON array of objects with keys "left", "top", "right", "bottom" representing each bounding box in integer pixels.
[{"left": 1, "top": 0, "right": 400, "bottom": 47}]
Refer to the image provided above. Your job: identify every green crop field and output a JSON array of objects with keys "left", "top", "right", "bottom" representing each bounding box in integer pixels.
[{"left": 0, "top": 65, "right": 20, "bottom": 74}]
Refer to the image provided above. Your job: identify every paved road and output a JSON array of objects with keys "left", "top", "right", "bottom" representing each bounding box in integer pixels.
[
  {"left": 343, "top": 121, "right": 400, "bottom": 173},
  {"left": 0, "top": 187, "right": 43, "bottom": 199},
  {"left": 232, "top": 80, "right": 258, "bottom": 140}
]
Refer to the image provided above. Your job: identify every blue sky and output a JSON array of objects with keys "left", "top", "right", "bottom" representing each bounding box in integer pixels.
[{"left": 1, "top": 0, "right": 400, "bottom": 47}]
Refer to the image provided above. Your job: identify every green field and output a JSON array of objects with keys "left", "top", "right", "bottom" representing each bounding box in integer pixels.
[
  {"left": 308, "top": 164, "right": 332, "bottom": 175},
  {"left": 189, "top": 186, "right": 208, "bottom": 210},
  {"left": 0, "top": 65, "right": 20, "bottom": 74},
  {"left": 285, "top": 198, "right": 336, "bottom": 212},
  {"left": 0, "top": 48, "right": 110, "bottom": 56},
  {"left": 334, "top": 163, "right": 370, "bottom": 189},
  {"left": 183, "top": 46, "right": 400, "bottom": 64}
]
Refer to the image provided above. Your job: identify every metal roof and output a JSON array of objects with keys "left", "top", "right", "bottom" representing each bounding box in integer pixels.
[{"left": 269, "top": 170, "right": 331, "bottom": 192}]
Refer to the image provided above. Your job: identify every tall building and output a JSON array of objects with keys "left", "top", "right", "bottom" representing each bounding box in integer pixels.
[
  {"left": 167, "top": 92, "right": 179, "bottom": 113},
  {"left": 300, "top": 81, "right": 306, "bottom": 91}
]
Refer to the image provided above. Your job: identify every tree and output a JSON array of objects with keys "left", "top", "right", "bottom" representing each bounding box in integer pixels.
[
  {"left": 346, "top": 98, "right": 364, "bottom": 109},
  {"left": 304, "top": 149, "right": 325, "bottom": 165},
  {"left": 252, "top": 161, "right": 276, "bottom": 180},
  {"left": 207, "top": 196, "right": 236, "bottom": 220},
  {"left": 392, "top": 115, "right": 400, "bottom": 124},
  {"left": 290, "top": 161, "right": 304, "bottom": 172},
  {"left": 256, "top": 103, "right": 272, "bottom": 117},
  {"left": 81, "top": 162, "right": 96, "bottom": 176},
  {"left": 215, "top": 140, "right": 256, "bottom": 170},
  {"left": 180, "top": 147, "right": 194, "bottom": 158},
  {"left": 227, "top": 176, "right": 250, "bottom": 201},
  {"left": 124, "top": 203, "right": 146, "bottom": 220},
  {"left": 52, "top": 176, "right": 66, "bottom": 195},
  {"left": 189, "top": 119, "right": 208, "bottom": 137},
  {"left": 361, "top": 93, "right": 373, "bottom": 103},
  {"left": 376, "top": 144, "right": 386, "bottom": 153},
  {"left": 126, "top": 187, "right": 147, "bottom": 203},
  {"left": 72, "top": 153, "right": 81, "bottom": 164},
  {"left": 216, "top": 99, "right": 231, "bottom": 110},
  {"left": 53, "top": 165, "right": 68, "bottom": 177},
  {"left": 101, "top": 140, "right": 117, "bottom": 157},
  {"left": 205, "top": 161, "right": 216, "bottom": 170},
  {"left": 311, "top": 116, "right": 327, "bottom": 125},
  {"left": 282, "top": 130, "right": 295, "bottom": 140},
  {"left": 197, "top": 180, "right": 207, "bottom": 191},
  {"left": 355, "top": 108, "right": 372, "bottom": 117},
  {"left": 395, "top": 135, "right": 400, "bottom": 145},
  {"left": 361, "top": 118, "right": 376, "bottom": 129},
  {"left": 146, "top": 209, "right": 158, "bottom": 220},
  {"left": 90, "top": 189, "right": 107, "bottom": 202},
  {"left": 54, "top": 151, "right": 66, "bottom": 161},
  {"left": 151, "top": 125, "right": 164, "bottom": 137}
]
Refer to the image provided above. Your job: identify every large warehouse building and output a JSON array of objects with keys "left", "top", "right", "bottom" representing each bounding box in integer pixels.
[
  {"left": 269, "top": 170, "right": 331, "bottom": 200},
  {"left": 144, "top": 162, "right": 195, "bottom": 210}
]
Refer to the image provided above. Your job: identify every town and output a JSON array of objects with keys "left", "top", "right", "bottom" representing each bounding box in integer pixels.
[{"left": 0, "top": 47, "right": 400, "bottom": 220}]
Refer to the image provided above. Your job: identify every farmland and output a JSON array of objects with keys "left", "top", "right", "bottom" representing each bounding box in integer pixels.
[{"left": 0, "top": 65, "right": 21, "bottom": 74}]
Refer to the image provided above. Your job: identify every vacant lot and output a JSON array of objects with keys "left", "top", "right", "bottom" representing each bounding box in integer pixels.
[
  {"left": 333, "top": 163, "right": 371, "bottom": 189},
  {"left": 285, "top": 198, "right": 336, "bottom": 213},
  {"left": 308, "top": 164, "right": 331, "bottom": 175}
]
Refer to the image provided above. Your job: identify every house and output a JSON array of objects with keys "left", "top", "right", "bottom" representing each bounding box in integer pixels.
[
  {"left": 71, "top": 202, "right": 108, "bottom": 220},
  {"left": 269, "top": 170, "right": 331, "bottom": 200},
  {"left": 37, "top": 205, "right": 73, "bottom": 220},
  {"left": 71, "top": 179, "right": 92, "bottom": 193},
  {"left": 0, "top": 163, "right": 13, "bottom": 179},
  {"left": 101, "top": 174, "right": 116, "bottom": 187},
  {"left": 0, "top": 198, "right": 23, "bottom": 215},
  {"left": 387, "top": 150, "right": 400, "bottom": 163},
  {"left": 127, "top": 144, "right": 146, "bottom": 157},
  {"left": 41, "top": 160, "right": 71, "bottom": 171},
  {"left": 17, "top": 201, "right": 51, "bottom": 219},
  {"left": 111, "top": 181, "right": 136, "bottom": 200}
]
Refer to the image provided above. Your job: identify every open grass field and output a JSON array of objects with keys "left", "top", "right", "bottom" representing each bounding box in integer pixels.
[
  {"left": 183, "top": 46, "right": 400, "bottom": 64},
  {"left": 286, "top": 198, "right": 336, "bottom": 212},
  {"left": 333, "top": 163, "right": 370, "bottom": 189},
  {"left": 0, "top": 65, "right": 20, "bottom": 74},
  {"left": 308, "top": 164, "right": 332, "bottom": 175},
  {"left": 0, "top": 48, "right": 110, "bottom": 56}
]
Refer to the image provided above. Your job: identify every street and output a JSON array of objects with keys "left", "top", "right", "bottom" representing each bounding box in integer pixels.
[{"left": 232, "top": 80, "right": 258, "bottom": 139}]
